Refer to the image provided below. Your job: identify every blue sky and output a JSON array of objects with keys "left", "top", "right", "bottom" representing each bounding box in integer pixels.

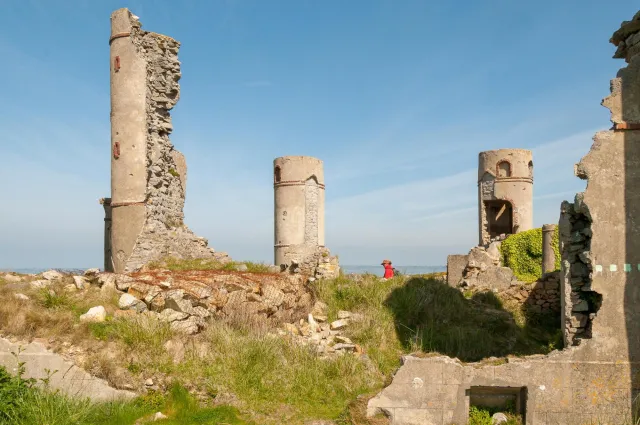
[{"left": 0, "top": 0, "right": 636, "bottom": 269}]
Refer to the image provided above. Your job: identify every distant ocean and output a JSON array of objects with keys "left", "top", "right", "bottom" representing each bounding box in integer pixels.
[
  {"left": 341, "top": 265, "right": 446, "bottom": 276},
  {"left": 2, "top": 265, "right": 446, "bottom": 276}
]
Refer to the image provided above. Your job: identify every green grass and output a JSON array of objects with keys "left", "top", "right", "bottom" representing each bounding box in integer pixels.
[
  {"left": 468, "top": 405, "right": 522, "bottom": 425},
  {"left": 0, "top": 270, "right": 564, "bottom": 424},
  {"left": 80, "top": 315, "right": 380, "bottom": 424},
  {"left": 314, "top": 275, "right": 561, "bottom": 364},
  {"left": 0, "top": 362, "right": 253, "bottom": 425},
  {"left": 149, "top": 257, "right": 272, "bottom": 274}
]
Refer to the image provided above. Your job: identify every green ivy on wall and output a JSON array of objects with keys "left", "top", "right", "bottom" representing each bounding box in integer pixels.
[{"left": 499, "top": 227, "right": 561, "bottom": 283}]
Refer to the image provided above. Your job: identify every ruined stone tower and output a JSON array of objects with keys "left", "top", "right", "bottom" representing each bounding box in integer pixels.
[
  {"left": 102, "top": 8, "right": 222, "bottom": 273},
  {"left": 478, "top": 149, "right": 533, "bottom": 245},
  {"left": 273, "top": 156, "right": 339, "bottom": 278},
  {"left": 369, "top": 11, "right": 640, "bottom": 424}
]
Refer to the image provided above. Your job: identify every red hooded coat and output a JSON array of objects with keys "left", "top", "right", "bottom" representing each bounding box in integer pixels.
[{"left": 383, "top": 264, "right": 394, "bottom": 279}]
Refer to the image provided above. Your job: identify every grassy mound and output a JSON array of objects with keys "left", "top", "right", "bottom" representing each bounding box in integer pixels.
[
  {"left": 314, "top": 275, "right": 561, "bottom": 365},
  {"left": 500, "top": 227, "right": 561, "bottom": 283},
  {"left": 0, "top": 271, "right": 561, "bottom": 424}
]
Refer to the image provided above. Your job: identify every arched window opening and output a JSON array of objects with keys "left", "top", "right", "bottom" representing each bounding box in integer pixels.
[
  {"left": 497, "top": 161, "right": 512, "bottom": 178},
  {"left": 528, "top": 160, "right": 533, "bottom": 178},
  {"left": 274, "top": 166, "right": 281, "bottom": 183}
]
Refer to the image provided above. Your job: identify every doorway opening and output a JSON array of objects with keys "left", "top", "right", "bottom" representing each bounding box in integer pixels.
[{"left": 484, "top": 200, "right": 513, "bottom": 238}]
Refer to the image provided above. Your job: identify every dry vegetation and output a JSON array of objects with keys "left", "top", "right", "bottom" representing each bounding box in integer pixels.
[{"left": 0, "top": 268, "right": 564, "bottom": 425}]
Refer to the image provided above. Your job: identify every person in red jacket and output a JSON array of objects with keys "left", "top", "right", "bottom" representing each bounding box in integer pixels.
[{"left": 381, "top": 259, "right": 394, "bottom": 279}]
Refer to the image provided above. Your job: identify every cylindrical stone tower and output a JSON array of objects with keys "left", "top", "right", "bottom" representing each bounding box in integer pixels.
[
  {"left": 109, "top": 9, "right": 148, "bottom": 273},
  {"left": 542, "top": 224, "right": 557, "bottom": 274},
  {"left": 273, "top": 156, "right": 325, "bottom": 267},
  {"left": 478, "top": 149, "right": 533, "bottom": 245}
]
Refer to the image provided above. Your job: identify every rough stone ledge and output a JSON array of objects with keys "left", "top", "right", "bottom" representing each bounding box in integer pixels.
[{"left": 0, "top": 337, "right": 136, "bottom": 402}]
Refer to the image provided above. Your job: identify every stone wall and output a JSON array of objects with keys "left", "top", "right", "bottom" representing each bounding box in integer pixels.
[
  {"left": 85, "top": 268, "right": 314, "bottom": 334},
  {"left": 108, "top": 9, "right": 223, "bottom": 273},
  {"left": 500, "top": 272, "right": 561, "bottom": 314},
  {"left": 457, "top": 243, "right": 515, "bottom": 291},
  {"left": 446, "top": 254, "right": 468, "bottom": 287},
  {"left": 368, "top": 353, "right": 633, "bottom": 425},
  {"left": 450, "top": 243, "right": 561, "bottom": 314},
  {"left": 558, "top": 196, "right": 600, "bottom": 347},
  {"left": 367, "top": 11, "right": 640, "bottom": 424}
]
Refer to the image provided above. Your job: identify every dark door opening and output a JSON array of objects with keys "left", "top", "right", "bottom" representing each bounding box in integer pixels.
[
  {"left": 467, "top": 386, "right": 527, "bottom": 423},
  {"left": 485, "top": 200, "right": 513, "bottom": 238}
]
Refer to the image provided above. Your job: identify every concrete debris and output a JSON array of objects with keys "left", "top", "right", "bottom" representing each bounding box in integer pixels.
[{"left": 280, "top": 311, "right": 365, "bottom": 360}]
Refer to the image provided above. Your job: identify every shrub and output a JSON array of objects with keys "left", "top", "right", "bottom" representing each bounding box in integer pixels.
[
  {"left": 468, "top": 406, "right": 493, "bottom": 425},
  {"left": 500, "top": 227, "right": 561, "bottom": 283}
]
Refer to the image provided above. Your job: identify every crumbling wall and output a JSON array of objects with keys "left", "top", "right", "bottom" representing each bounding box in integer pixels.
[
  {"left": 501, "top": 272, "right": 561, "bottom": 314},
  {"left": 451, "top": 243, "right": 561, "bottom": 314},
  {"left": 559, "top": 196, "right": 601, "bottom": 346},
  {"left": 368, "top": 12, "right": 640, "bottom": 423},
  {"left": 107, "top": 9, "right": 225, "bottom": 273},
  {"left": 478, "top": 149, "right": 534, "bottom": 245}
]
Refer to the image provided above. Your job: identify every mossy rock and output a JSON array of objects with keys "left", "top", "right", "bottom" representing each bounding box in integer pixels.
[{"left": 499, "top": 227, "right": 561, "bottom": 283}]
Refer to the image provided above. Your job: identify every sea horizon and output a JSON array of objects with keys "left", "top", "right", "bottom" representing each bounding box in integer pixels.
[{"left": 2, "top": 264, "right": 446, "bottom": 276}]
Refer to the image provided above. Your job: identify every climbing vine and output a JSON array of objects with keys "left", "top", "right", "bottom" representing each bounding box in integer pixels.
[{"left": 500, "top": 227, "right": 561, "bottom": 283}]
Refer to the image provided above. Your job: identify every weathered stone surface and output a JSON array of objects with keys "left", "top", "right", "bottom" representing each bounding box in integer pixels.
[
  {"left": 107, "top": 8, "right": 225, "bottom": 274},
  {"left": 118, "top": 293, "right": 147, "bottom": 313},
  {"left": 71, "top": 276, "right": 87, "bottom": 290},
  {"left": 30, "top": 279, "right": 51, "bottom": 289},
  {"left": 478, "top": 149, "right": 534, "bottom": 245},
  {"left": 158, "top": 309, "right": 189, "bottom": 323},
  {"left": 446, "top": 254, "right": 468, "bottom": 286},
  {"left": 79, "top": 306, "right": 107, "bottom": 323},
  {"left": 42, "top": 270, "right": 64, "bottom": 281},
  {"left": 367, "top": 354, "right": 633, "bottom": 424},
  {"left": 330, "top": 319, "right": 348, "bottom": 330},
  {"left": 0, "top": 337, "right": 134, "bottom": 401},
  {"left": 170, "top": 316, "right": 201, "bottom": 335}
]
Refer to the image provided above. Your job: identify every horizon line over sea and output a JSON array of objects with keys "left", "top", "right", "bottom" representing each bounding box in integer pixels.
[{"left": 1, "top": 265, "right": 446, "bottom": 276}]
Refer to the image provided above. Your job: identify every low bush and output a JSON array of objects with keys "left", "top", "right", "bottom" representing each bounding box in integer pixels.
[{"left": 500, "top": 227, "right": 561, "bottom": 282}]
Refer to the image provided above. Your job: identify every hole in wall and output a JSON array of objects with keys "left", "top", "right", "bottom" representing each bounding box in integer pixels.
[
  {"left": 497, "top": 161, "right": 512, "bottom": 178},
  {"left": 528, "top": 160, "right": 533, "bottom": 178},
  {"left": 467, "top": 386, "right": 527, "bottom": 423},
  {"left": 484, "top": 200, "right": 513, "bottom": 238},
  {"left": 274, "top": 166, "right": 281, "bottom": 183}
]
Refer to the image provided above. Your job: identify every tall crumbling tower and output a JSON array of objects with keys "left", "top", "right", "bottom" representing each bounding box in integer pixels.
[
  {"left": 273, "top": 156, "right": 339, "bottom": 278},
  {"left": 478, "top": 149, "right": 533, "bottom": 245},
  {"left": 103, "top": 8, "right": 222, "bottom": 273}
]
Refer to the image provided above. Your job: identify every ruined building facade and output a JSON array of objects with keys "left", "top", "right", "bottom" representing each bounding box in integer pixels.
[
  {"left": 273, "top": 156, "right": 339, "bottom": 279},
  {"left": 369, "top": 11, "right": 640, "bottom": 424},
  {"left": 101, "top": 9, "right": 222, "bottom": 273},
  {"left": 478, "top": 149, "right": 534, "bottom": 245}
]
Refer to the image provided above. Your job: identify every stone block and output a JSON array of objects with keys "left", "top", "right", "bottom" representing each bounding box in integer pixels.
[
  {"left": 446, "top": 255, "right": 468, "bottom": 286},
  {"left": 394, "top": 408, "right": 442, "bottom": 425}
]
